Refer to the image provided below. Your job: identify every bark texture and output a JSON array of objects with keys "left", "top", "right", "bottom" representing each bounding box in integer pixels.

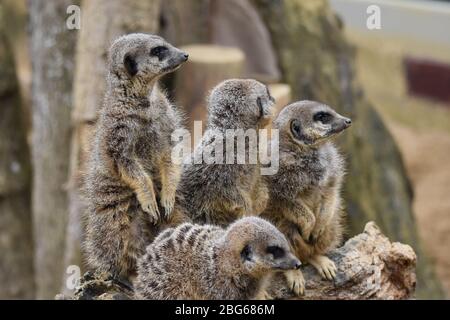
[
  {"left": 28, "top": 0, "right": 77, "bottom": 299},
  {"left": 0, "top": 6, "right": 34, "bottom": 299},
  {"left": 65, "top": 0, "right": 161, "bottom": 295},
  {"left": 252, "top": 0, "right": 443, "bottom": 299},
  {"left": 58, "top": 222, "right": 416, "bottom": 300}
]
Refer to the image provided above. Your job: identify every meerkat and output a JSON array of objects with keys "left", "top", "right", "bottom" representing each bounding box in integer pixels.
[
  {"left": 176, "top": 79, "right": 275, "bottom": 226},
  {"left": 134, "top": 216, "right": 301, "bottom": 300},
  {"left": 260, "top": 100, "right": 351, "bottom": 296},
  {"left": 83, "top": 33, "right": 189, "bottom": 282}
]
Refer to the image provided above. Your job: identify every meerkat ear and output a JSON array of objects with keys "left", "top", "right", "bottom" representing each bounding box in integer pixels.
[{"left": 124, "top": 53, "right": 138, "bottom": 77}]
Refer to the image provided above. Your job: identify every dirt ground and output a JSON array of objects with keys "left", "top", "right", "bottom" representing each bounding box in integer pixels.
[
  {"left": 389, "top": 123, "right": 450, "bottom": 296},
  {"left": 348, "top": 30, "right": 450, "bottom": 296}
]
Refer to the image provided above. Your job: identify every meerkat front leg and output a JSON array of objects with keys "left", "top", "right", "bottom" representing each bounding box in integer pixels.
[
  {"left": 288, "top": 198, "right": 316, "bottom": 243},
  {"left": 159, "top": 153, "right": 181, "bottom": 218},
  {"left": 308, "top": 254, "right": 337, "bottom": 281},
  {"left": 251, "top": 178, "right": 269, "bottom": 215},
  {"left": 310, "top": 180, "right": 340, "bottom": 244},
  {"left": 119, "top": 162, "right": 160, "bottom": 223}
]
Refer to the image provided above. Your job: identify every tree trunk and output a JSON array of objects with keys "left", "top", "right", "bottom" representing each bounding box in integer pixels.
[
  {"left": 65, "top": 0, "right": 161, "bottom": 295},
  {"left": 57, "top": 221, "right": 416, "bottom": 300},
  {"left": 0, "top": 9, "right": 34, "bottom": 299},
  {"left": 252, "top": 0, "right": 443, "bottom": 298},
  {"left": 28, "top": 0, "right": 77, "bottom": 299},
  {"left": 175, "top": 44, "right": 245, "bottom": 140}
]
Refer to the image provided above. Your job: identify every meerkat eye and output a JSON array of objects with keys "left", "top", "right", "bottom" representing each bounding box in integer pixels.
[
  {"left": 240, "top": 244, "right": 252, "bottom": 261},
  {"left": 313, "top": 112, "right": 332, "bottom": 124},
  {"left": 150, "top": 46, "right": 168, "bottom": 60},
  {"left": 266, "top": 246, "right": 285, "bottom": 259},
  {"left": 290, "top": 119, "right": 302, "bottom": 138}
]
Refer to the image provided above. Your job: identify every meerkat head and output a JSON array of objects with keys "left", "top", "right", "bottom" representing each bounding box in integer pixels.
[
  {"left": 274, "top": 100, "right": 352, "bottom": 148},
  {"left": 219, "top": 217, "right": 301, "bottom": 278},
  {"left": 207, "top": 79, "right": 275, "bottom": 130},
  {"left": 109, "top": 33, "right": 188, "bottom": 81}
]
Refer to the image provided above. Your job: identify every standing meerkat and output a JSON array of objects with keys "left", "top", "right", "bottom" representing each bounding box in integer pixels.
[
  {"left": 134, "top": 216, "right": 301, "bottom": 300},
  {"left": 177, "top": 79, "right": 275, "bottom": 226},
  {"left": 261, "top": 100, "right": 351, "bottom": 296},
  {"left": 84, "top": 33, "right": 189, "bottom": 282}
]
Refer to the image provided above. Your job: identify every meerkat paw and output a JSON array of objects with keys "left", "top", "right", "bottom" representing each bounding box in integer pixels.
[
  {"left": 160, "top": 190, "right": 176, "bottom": 218},
  {"left": 137, "top": 193, "right": 160, "bottom": 223},
  {"left": 285, "top": 269, "right": 305, "bottom": 296},
  {"left": 254, "top": 290, "right": 273, "bottom": 300},
  {"left": 308, "top": 255, "right": 337, "bottom": 281}
]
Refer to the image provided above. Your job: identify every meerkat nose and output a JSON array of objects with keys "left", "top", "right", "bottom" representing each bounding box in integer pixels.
[
  {"left": 344, "top": 118, "right": 352, "bottom": 126},
  {"left": 182, "top": 53, "right": 189, "bottom": 61},
  {"left": 294, "top": 261, "right": 302, "bottom": 270}
]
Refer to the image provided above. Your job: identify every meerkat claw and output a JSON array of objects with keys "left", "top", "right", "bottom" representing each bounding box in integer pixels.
[
  {"left": 309, "top": 255, "right": 337, "bottom": 281},
  {"left": 254, "top": 290, "right": 273, "bottom": 300},
  {"left": 138, "top": 195, "right": 160, "bottom": 223},
  {"left": 160, "top": 193, "right": 175, "bottom": 218},
  {"left": 285, "top": 269, "right": 305, "bottom": 296}
]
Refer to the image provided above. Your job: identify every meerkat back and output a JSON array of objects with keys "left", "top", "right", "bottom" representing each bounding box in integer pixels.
[
  {"left": 134, "top": 217, "right": 301, "bottom": 300},
  {"left": 176, "top": 79, "right": 275, "bottom": 226}
]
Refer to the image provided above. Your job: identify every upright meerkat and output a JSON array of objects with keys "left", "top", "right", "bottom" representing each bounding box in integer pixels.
[
  {"left": 177, "top": 79, "right": 275, "bottom": 226},
  {"left": 84, "top": 33, "right": 189, "bottom": 281},
  {"left": 134, "top": 216, "right": 301, "bottom": 300},
  {"left": 261, "top": 100, "right": 351, "bottom": 296}
]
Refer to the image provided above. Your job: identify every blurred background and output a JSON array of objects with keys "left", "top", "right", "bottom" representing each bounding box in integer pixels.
[{"left": 0, "top": 0, "right": 448, "bottom": 299}]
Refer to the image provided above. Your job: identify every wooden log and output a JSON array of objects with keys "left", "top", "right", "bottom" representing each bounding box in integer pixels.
[
  {"left": 174, "top": 45, "right": 245, "bottom": 142},
  {"left": 59, "top": 221, "right": 416, "bottom": 300}
]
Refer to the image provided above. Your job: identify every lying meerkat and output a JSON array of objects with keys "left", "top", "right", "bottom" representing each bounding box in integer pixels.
[{"left": 134, "top": 216, "right": 301, "bottom": 299}]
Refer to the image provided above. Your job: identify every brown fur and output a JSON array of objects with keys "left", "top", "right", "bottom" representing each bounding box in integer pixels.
[
  {"left": 176, "top": 79, "right": 275, "bottom": 226},
  {"left": 134, "top": 217, "right": 300, "bottom": 299},
  {"left": 83, "top": 33, "right": 189, "bottom": 280},
  {"left": 261, "top": 100, "right": 351, "bottom": 295}
]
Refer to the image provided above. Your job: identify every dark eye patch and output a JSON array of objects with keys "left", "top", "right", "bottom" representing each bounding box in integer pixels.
[
  {"left": 266, "top": 245, "right": 285, "bottom": 259},
  {"left": 313, "top": 111, "right": 332, "bottom": 124},
  {"left": 291, "top": 119, "right": 302, "bottom": 138},
  {"left": 150, "top": 46, "right": 169, "bottom": 60},
  {"left": 240, "top": 244, "right": 252, "bottom": 261}
]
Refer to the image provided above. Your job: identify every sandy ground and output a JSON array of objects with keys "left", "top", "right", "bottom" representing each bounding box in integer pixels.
[
  {"left": 389, "top": 123, "right": 450, "bottom": 295},
  {"left": 347, "top": 30, "right": 450, "bottom": 296}
]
